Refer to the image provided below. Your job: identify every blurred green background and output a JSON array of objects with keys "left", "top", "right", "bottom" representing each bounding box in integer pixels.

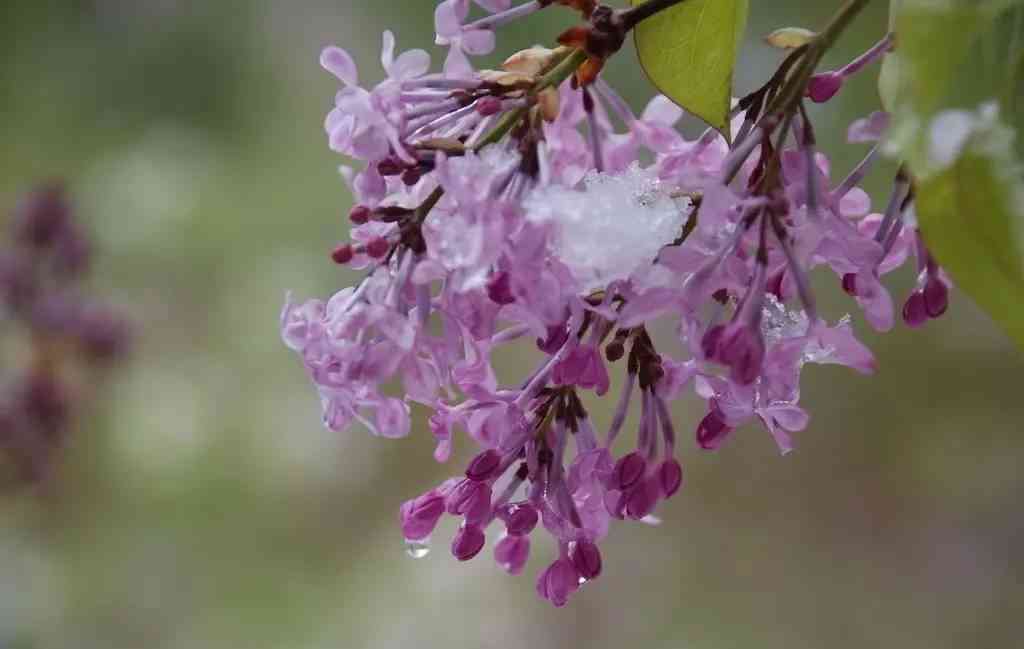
[{"left": 1, "top": 1, "right": 1022, "bottom": 648}]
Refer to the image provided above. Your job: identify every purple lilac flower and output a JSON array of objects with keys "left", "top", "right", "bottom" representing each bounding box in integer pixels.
[
  {"left": 285, "top": 4, "right": 953, "bottom": 607},
  {"left": 0, "top": 184, "right": 131, "bottom": 484}
]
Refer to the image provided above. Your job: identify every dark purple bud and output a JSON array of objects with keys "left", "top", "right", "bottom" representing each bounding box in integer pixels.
[
  {"left": 807, "top": 72, "right": 843, "bottom": 103},
  {"left": 401, "top": 167, "right": 423, "bottom": 186},
  {"left": 349, "top": 205, "right": 371, "bottom": 225},
  {"left": 611, "top": 451, "right": 646, "bottom": 490},
  {"left": 12, "top": 183, "right": 71, "bottom": 249},
  {"left": 330, "top": 243, "right": 354, "bottom": 265},
  {"left": 658, "top": 458, "right": 683, "bottom": 498},
  {"left": 451, "top": 523, "right": 486, "bottom": 561},
  {"left": 923, "top": 275, "right": 949, "bottom": 318},
  {"left": 603, "top": 489, "right": 627, "bottom": 519},
  {"left": 52, "top": 223, "right": 91, "bottom": 277},
  {"left": 580, "top": 346, "right": 610, "bottom": 396},
  {"left": 535, "top": 558, "right": 579, "bottom": 608},
  {"left": 700, "top": 324, "right": 725, "bottom": 360},
  {"left": 604, "top": 339, "right": 624, "bottom": 362},
  {"left": 486, "top": 271, "right": 515, "bottom": 305},
  {"left": 376, "top": 157, "right": 405, "bottom": 176},
  {"left": 624, "top": 476, "right": 660, "bottom": 520},
  {"left": 399, "top": 490, "right": 446, "bottom": 541},
  {"left": 364, "top": 237, "right": 390, "bottom": 259},
  {"left": 841, "top": 272, "right": 858, "bottom": 296},
  {"left": 29, "top": 290, "right": 81, "bottom": 337},
  {"left": 569, "top": 539, "right": 602, "bottom": 580},
  {"left": 494, "top": 534, "right": 530, "bottom": 575},
  {"left": 0, "top": 249, "right": 35, "bottom": 308},
  {"left": 75, "top": 304, "right": 131, "bottom": 362},
  {"left": 536, "top": 322, "right": 570, "bottom": 354},
  {"left": 445, "top": 478, "right": 474, "bottom": 515},
  {"left": 514, "top": 462, "right": 529, "bottom": 481},
  {"left": 767, "top": 269, "right": 786, "bottom": 301},
  {"left": 498, "top": 502, "right": 539, "bottom": 536},
  {"left": 445, "top": 478, "right": 492, "bottom": 524},
  {"left": 476, "top": 96, "right": 502, "bottom": 116},
  {"left": 696, "top": 405, "right": 732, "bottom": 450},
  {"left": 719, "top": 324, "right": 765, "bottom": 385},
  {"left": 19, "top": 372, "right": 69, "bottom": 435},
  {"left": 465, "top": 449, "right": 502, "bottom": 481},
  {"left": 902, "top": 290, "right": 928, "bottom": 328},
  {"left": 0, "top": 402, "right": 15, "bottom": 436},
  {"left": 537, "top": 447, "right": 554, "bottom": 467}
]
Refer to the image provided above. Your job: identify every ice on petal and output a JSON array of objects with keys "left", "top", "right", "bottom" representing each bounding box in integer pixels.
[{"left": 525, "top": 163, "right": 686, "bottom": 291}]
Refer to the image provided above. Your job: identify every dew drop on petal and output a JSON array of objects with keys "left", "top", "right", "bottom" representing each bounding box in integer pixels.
[{"left": 405, "top": 538, "right": 431, "bottom": 559}]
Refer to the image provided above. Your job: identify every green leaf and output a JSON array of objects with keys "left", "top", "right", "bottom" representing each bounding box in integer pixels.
[
  {"left": 631, "top": 0, "right": 748, "bottom": 138},
  {"left": 917, "top": 139, "right": 1024, "bottom": 349},
  {"left": 883, "top": 0, "right": 1024, "bottom": 347}
]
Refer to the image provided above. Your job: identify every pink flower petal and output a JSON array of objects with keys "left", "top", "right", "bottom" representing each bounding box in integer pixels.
[{"left": 320, "top": 46, "right": 358, "bottom": 85}]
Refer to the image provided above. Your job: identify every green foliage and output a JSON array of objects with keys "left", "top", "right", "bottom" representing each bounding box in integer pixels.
[
  {"left": 918, "top": 148, "right": 1024, "bottom": 348},
  {"left": 882, "top": 0, "right": 1024, "bottom": 348},
  {"left": 631, "top": 0, "right": 749, "bottom": 137}
]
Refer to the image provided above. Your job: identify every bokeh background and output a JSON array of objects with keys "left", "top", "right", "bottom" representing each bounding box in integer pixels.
[{"left": 1, "top": 1, "right": 1022, "bottom": 648}]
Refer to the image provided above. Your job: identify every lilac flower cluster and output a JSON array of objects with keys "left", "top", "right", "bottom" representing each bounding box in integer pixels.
[
  {"left": 0, "top": 184, "right": 130, "bottom": 484},
  {"left": 283, "top": 1, "right": 951, "bottom": 606}
]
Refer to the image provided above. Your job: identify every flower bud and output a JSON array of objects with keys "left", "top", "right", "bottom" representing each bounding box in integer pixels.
[
  {"left": 330, "top": 243, "right": 354, "bottom": 265},
  {"left": 604, "top": 491, "right": 625, "bottom": 519},
  {"left": 923, "top": 275, "right": 948, "bottom": 318},
  {"left": 658, "top": 458, "right": 683, "bottom": 498},
  {"left": 697, "top": 405, "right": 732, "bottom": 450},
  {"left": 611, "top": 451, "right": 646, "bottom": 490},
  {"left": 902, "top": 290, "right": 928, "bottom": 328},
  {"left": 726, "top": 330, "right": 765, "bottom": 385},
  {"left": 52, "top": 223, "right": 91, "bottom": 277},
  {"left": 76, "top": 303, "right": 131, "bottom": 363},
  {"left": 399, "top": 490, "right": 446, "bottom": 541},
  {"left": 486, "top": 271, "right": 515, "bottom": 305},
  {"left": 498, "top": 502, "right": 538, "bottom": 536},
  {"left": 377, "top": 157, "right": 405, "bottom": 176},
  {"left": 465, "top": 449, "right": 502, "bottom": 481},
  {"left": 0, "top": 249, "right": 35, "bottom": 308},
  {"left": 19, "top": 372, "right": 69, "bottom": 433},
  {"left": 604, "top": 339, "right": 624, "bottom": 363},
  {"left": 700, "top": 324, "right": 725, "bottom": 360},
  {"left": 476, "top": 96, "right": 503, "bottom": 117},
  {"left": 401, "top": 168, "right": 422, "bottom": 186},
  {"left": 13, "top": 184, "right": 70, "bottom": 249},
  {"left": 807, "top": 72, "right": 843, "bottom": 103},
  {"left": 841, "top": 272, "right": 858, "bottom": 296},
  {"left": 349, "top": 205, "right": 371, "bottom": 224},
  {"left": 451, "top": 523, "right": 486, "bottom": 561},
  {"left": 625, "top": 476, "right": 660, "bottom": 520},
  {"left": 569, "top": 539, "right": 602, "bottom": 580},
  {"left": 445, "top": 478, "right": 492, "bottom": 524},
  {"left": 536, "top": 558, "right": 580, "bottom": 608},
  {"left": 536, "top": 323, "right": 569, "bottom": 354},
  {"left": 364, "top": 237, "right": 390, "bottom": 259},
  {"left": 494, "top": 534, "right": 530, "bottom": 575}
]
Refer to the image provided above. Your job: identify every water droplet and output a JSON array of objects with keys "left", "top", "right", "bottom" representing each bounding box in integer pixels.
[
  {"left": 404, "top": 538, "right": 431, "bottom": 559},
  {"left": 639, "top": 514, "right": 662, "bottom": 526}
]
